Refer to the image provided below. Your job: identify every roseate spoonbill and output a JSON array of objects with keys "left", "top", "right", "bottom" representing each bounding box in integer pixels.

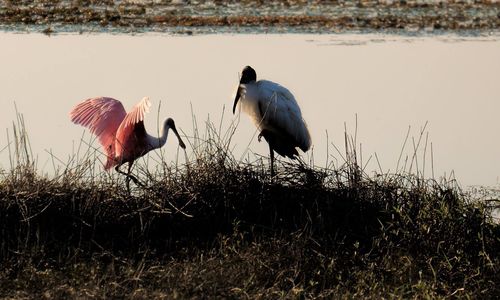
[
  {"left": 70, "top": 96, "right": 186, "bottom": 190},
  {"left": 232, "top": 66, "right": 311, "bottom": 176}
]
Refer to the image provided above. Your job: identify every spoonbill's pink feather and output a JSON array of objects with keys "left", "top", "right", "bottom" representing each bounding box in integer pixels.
[
  {"left": 70, "top": 97, "right": 127, "bottom": 169},
  {"left": 114, "top": 97, "right": 151, "bottom": 161},
  {"left": 70, "top": 96, "right": 151, "bottom": 170}
]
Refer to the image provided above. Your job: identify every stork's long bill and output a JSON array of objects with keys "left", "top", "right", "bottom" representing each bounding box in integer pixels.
[{"left": 233, "top": 86, "right": 242, "bottom": 114}]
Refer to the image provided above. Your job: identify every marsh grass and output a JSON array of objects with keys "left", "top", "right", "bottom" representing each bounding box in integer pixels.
[{"left": 0, "top": 113, "right": 498, "bottom": 299}]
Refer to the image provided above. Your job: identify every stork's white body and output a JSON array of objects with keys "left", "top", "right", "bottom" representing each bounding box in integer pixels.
[{"left": 237, "top": 80, "right": 311, "bottom": 157}]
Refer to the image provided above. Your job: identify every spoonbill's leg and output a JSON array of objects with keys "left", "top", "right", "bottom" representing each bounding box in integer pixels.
[
  {"left": 115, "top": 162, "right": 142, "bottom": 193},
  {"left": 126, "top": 161, "right": 133, "bottom": 193},
  {"left": 115, "top": 163, "right": 130, "bottom": 193},
  {"left": 126, "top": 161, "right": 145, "bottom": 188}
]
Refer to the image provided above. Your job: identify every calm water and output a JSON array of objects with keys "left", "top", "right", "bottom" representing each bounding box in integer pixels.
[{"left": 1, "top": 33, "right": 500, "bottom": 187}]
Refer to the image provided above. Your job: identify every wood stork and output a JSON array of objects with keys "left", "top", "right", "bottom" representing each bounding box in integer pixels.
[{"left": 232, "top": 66, "right": 311, "bottom": 176}]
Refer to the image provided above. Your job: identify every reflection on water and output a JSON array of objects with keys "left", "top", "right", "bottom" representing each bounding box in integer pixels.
[{"left": 0, "top": 33, "right": 499, "bottom": 187}]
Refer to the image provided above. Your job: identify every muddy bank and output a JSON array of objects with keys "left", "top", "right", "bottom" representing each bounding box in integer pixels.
[{"left": 1, "top": 1, "right": 500, "bottom": 34}]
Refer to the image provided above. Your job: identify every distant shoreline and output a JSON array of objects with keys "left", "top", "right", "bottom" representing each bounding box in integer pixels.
[{"left": 1, "top": 1, "right": 499, "bottom": 34}]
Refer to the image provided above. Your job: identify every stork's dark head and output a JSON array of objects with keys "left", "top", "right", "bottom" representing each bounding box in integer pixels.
[
  {"left": 233, "top": 66, "right": 257, "bottom": 114},
  {"left": 240, "top": 65, "right": 257, "bottom": 84}
]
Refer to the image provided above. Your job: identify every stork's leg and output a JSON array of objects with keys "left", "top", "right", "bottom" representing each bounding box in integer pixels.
[
  {"left": 269, "top": 143, "right": 275, "bottom": 177},
  {"left": 259, "top": 130, "right": 274, "bottom": 177}
]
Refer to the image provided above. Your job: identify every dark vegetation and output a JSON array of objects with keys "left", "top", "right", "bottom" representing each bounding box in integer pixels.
[
  {"left": 0, "top": 116, "right": 499, "bottom": 298},
  {"left": 1, "top": 0, "right": 500, "bottom": 34}
]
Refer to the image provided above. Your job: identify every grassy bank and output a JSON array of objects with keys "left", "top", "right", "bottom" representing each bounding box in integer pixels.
[{"left": 0, "top": 120, "right": 499, "bottom": 298}]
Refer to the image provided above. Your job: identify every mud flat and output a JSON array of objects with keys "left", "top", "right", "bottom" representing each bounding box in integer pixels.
[{"left": 1, "top": 0, "right": 500, "bottom": 34}]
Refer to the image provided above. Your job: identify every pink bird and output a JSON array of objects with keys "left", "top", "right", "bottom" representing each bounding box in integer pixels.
[{"left": 70, "top": 96, "right": 186, "bottom": 189}]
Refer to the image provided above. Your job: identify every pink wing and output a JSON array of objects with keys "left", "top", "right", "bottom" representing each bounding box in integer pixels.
[
  {"left": 114, "top": 97, "right": 151, "bottom": 159},
  {"left": 69, "top": 97, "right": 127, "bottom": 169}
]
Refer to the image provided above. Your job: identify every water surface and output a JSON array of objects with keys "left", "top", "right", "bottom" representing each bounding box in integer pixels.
[{"left": 0, "top": 33, "right": 499, "bottom": 187}]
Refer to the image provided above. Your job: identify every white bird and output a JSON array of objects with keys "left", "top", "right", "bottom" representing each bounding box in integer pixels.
[{"left": 233, "top": 66, "right": 311, "bottom": 176}]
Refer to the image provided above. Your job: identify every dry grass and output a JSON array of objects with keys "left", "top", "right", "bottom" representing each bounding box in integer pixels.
[{"left": 0, "top": 115, "right": 498, "bottom": 299}]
